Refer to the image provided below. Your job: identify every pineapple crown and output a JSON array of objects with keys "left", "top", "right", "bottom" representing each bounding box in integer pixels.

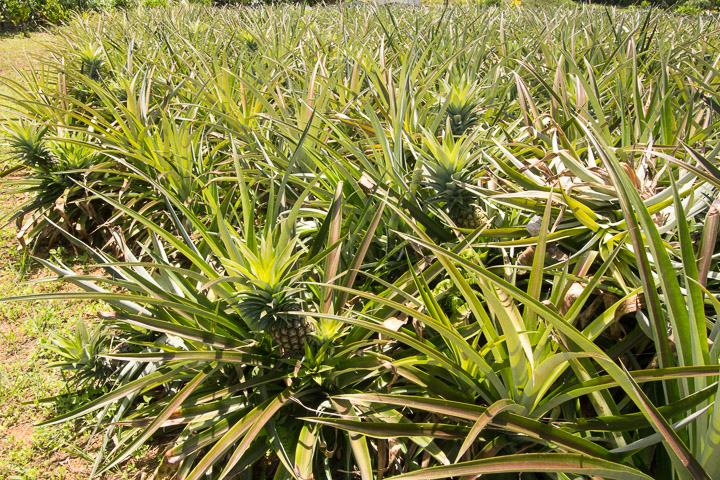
[
  {"left": 77, "top": 43, "right": 106, "bottom": 81},
  {"left": 48, "top": 136, "right": 99, "bottom": 169},
  {"left": 441, "top": 77, "right": 483, "bottom": 136},
  {"left": 241, "top": 32, "right": 259, "bottom": 52},
  {"left": 45, "top": 136, "right": 100, "bottom": 188},
  {"left": 228, "top": 228, "right": 308, "bottom": 331},
  {"left": 444, "top": 78, "right": 482, "bottom": 108},
  {"left": 421, "top": 128, "right": 483, "bottom": 211}
]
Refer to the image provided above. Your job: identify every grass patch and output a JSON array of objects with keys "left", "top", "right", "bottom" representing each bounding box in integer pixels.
[
  {"left": 0, "top": 32, "right": 54, "bottom": 114},
  {"left": 0, "top": 33, "right": 53, "bottom": 79}
]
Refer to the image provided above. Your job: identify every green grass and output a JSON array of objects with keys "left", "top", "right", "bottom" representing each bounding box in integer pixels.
[
  {"left": 0, "top": 33, "right": 52, "bottom": 114},
  {"left": 0, "top": 33, "right": 51, "bottom": 77}
]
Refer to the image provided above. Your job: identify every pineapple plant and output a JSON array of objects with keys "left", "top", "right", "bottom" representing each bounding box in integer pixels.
[
  {"left": 421, "top": 128, "right": 487, "bottom": 229},
  {"left": 4, "top": 122, "right": 53, "bottom": 172},
  {"left": 3, "top": 125, "right": 106, "bottom": 245},
  {"left": 442, "top": 77, "right": 483, "bottom": 136},
  {"left": 234, "top": 229, "right": 314, "bottom": 354},
  {"left": 77, "top": 43, "right": 105, "bottom": 81},
  {"left": 242, "top": 31, "right": 259, "bottom": 52}
]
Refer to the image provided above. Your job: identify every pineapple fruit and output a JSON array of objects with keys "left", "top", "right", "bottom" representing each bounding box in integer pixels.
[
  {"left": 239, "top": 290, "right": 313, "bottom": 354},
  {"left": 269, "top": 315, "right": 313, "bottom": 353},
  {"left": 451, "top": 203, "right": 487, "bottom": 230}
]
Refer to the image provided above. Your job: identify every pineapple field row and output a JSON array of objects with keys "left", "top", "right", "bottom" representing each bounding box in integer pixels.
[{"left": 2, "top": 3, "right": 720, "bottom": 479}]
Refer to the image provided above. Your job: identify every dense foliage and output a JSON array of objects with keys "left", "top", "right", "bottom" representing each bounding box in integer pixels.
[
  {"left": 1, "top": 0, "right": 109, "bottom": 32},
  {"left": 0, "top": 0, "right": 215, "bottom": 33},
  {"left": 2, "top": 1, "right": 719, "bottom": 35},
  {"left": 2, "top": 3, "right": 720, "bottom": 479},
  {"left": 590, "top": 0, "right": 718, "bottom": 7}
]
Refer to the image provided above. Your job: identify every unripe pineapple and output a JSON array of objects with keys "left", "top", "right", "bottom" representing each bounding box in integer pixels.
[
  {"left": 238, "top": 285, "right": 314, "bottom": 355},
  {"left": 269, "top": 315, "right": 314, "bottom": 353},
  {"left": 450, "top": 203, "right": 487, "bottom": 230}
]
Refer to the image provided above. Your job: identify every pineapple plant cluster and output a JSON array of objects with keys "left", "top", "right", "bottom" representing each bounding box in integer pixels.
[{"left": 2, "top": 3, "right": 720, "bottom": 479}]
